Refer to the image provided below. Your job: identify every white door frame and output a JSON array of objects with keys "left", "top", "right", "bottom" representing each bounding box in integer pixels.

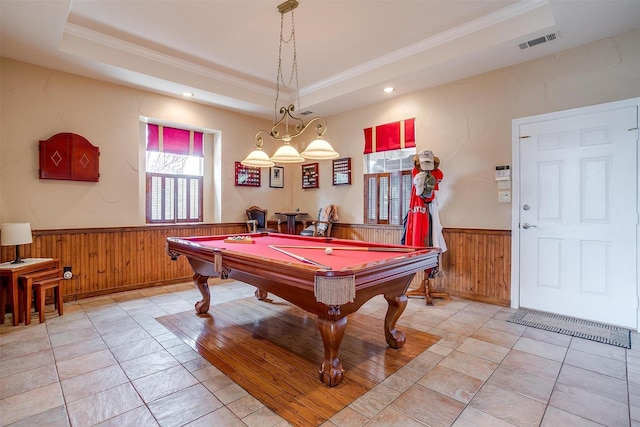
[{"left": 510, "top": 97, "right": 640, "bottom": 330}]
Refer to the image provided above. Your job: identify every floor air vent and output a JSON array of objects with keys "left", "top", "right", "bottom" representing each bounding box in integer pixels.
[{"left": 519, "top": 32, "right": 558, "bottom": 50}]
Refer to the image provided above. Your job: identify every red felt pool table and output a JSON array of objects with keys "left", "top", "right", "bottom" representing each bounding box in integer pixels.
[{"left": 166, "top": 233, "right": 440, "bottom": 386}]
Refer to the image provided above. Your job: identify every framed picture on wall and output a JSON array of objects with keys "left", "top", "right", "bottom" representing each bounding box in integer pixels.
[
  {"left": 302, "top": 163, "right": 319, "bottom": 189},
  {"left": 332, "top": 157, "right": 351, "bottom": 185},
  {"left": 269, "top": 166, "right": 284, "bottom": 188},
  {"left": 235, "top": 162, "right": 261, "bottom": 187}
]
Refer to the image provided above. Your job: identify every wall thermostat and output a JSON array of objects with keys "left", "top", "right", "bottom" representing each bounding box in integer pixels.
[{"left": 495, "top": 165, "right": 510, "bottom": 180}]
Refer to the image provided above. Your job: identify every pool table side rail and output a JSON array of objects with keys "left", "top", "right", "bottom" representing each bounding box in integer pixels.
[{"left": 166, "top": 235, "right": 440, "bottom": 293}]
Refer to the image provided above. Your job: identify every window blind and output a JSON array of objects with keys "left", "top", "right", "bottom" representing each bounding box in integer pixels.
[
  {"left": 147, "top": 124, "right": 204, "bottom": 157},
  {"left": 363, "top": 118, "right": 415, "bottom": 154}
]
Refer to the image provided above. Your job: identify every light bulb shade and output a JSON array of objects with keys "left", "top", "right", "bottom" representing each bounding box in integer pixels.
[
  {"left": 241, "top": 148, "right": 275, "bottom": 168},
  {"left": 1, "top": 223, "right": 33, "bottom": 246},
  {"left": 300, "top": 137, "right": 340, "bottom": 160},
  {"left": 270, "top": 143, "right": 305, "bottom": 163}
]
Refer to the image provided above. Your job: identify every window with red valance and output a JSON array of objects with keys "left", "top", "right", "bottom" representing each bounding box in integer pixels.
[
  {"left": 363, "top": 118, "right": 416, "bottom": 225},
  {"left": 145, "top": 123, "right": 204, "bottom": 224}
]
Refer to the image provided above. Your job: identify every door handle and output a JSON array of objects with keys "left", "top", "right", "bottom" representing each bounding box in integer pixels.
[{"left": 522, "top": 223, "right": 537, "bottom": 229}]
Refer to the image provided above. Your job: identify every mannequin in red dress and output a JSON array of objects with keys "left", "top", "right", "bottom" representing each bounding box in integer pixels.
[
  {"left": 402, "top": 149, "right": 446, "bottom": 303},
  {"left": 402, "top": 150, "right": 443, "bottom": 247}
]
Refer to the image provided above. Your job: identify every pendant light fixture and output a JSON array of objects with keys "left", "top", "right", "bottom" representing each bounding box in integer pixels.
[{"left": 241, "top": 0, "right": 339, "bottom": 167}]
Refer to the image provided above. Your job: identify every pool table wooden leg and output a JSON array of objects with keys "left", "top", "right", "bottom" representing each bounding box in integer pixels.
[
  {"left": 255, "top": 288, "right": 268, "bottom": 300},
  {"left": 316, "top": 316, "right": 347, "bottom": 387},
  {"left": 383, "top": 293, "right": 408, "bottom": 349},
  {"left": 193, "top": 273, "right": 211, "bottom": 314}
]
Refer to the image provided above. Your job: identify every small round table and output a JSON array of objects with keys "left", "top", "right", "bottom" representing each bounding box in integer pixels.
[{"left": 276, "top": 212, "right": 307, "bottom": 234}]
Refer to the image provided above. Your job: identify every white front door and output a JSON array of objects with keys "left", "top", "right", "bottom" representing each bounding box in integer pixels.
[{"left": 516, "top": 103, "right": 638, "bottom": 328}]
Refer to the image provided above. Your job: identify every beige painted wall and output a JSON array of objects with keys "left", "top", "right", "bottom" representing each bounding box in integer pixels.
[
  {"left": 304, "top": 29, "right": 640, "bottom": 229},
  {"left": 1, "top": 29, "right": 638, "bottom": 231},
  {"left": 0, "top": 58, "right": 292, "bottom": 229}
]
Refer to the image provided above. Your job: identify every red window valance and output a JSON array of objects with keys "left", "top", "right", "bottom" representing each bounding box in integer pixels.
[
  {"left": 146, "top": 124, "right": 204, "bottom": 157},
  {"left": 363, "top": 118, "right": 415, "bottom": 154}
]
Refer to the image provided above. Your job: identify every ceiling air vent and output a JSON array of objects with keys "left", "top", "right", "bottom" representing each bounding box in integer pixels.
[
  {"left": 518, "top": 32, "right": 558, "bottom": 50},
  {"left": 300, "top": 110, "right": 313, "bottom": 116}
]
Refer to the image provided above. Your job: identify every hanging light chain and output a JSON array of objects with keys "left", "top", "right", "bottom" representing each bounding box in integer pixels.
[
  {"left": 275, "top": 6, "right": 300, "bottom": 122},
  {"left": 241, "top": 0, "right": 339, "bottom": 167},
  {"left": 291, "top": 11, "right": 300, "bottom": 112}
]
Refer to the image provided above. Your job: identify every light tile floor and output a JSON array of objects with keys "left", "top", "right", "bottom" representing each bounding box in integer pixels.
[{"left": 0, "top": 279, "right": 637, "bottom": 427}]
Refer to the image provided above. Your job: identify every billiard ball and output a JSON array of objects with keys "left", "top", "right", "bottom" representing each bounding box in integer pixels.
[{"left": 324, "top": 247, "right": 333, "bottom": 255}]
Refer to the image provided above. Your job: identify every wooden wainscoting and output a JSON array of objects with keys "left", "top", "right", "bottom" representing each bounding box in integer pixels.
[
  {"left": 1, "top": 223, "right": 511, "bottom": 305},
  {"left": 0, "top": 224, "right": 247, "bottom": 301},
  {"left": 332, "top": 224, "right": 512, "bottom": 306},
  {"left": 435, "top": 228, "right": 511, "bottom": 306}
]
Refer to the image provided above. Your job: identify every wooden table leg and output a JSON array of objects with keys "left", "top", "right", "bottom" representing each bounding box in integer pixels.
[
  {"left": 0, "top": 279, "right": 6, "bottom": 325},
  {"left": 255, "top": 288, "right": 268, "bottom": 300},
  {"left": 193, "top": 273, "right": 211, "bottom": 314},
  {"left": 10, "top": 277, "right": 19, "bottom": 326},
  {"left": 317, "top": 316, "right": 346, "bottom": 387},
  {"left": 24, "top": 279, "right": 32, "bottom": 325},
  {"left": 383, "top": 292, "right": 407, "bottom": 348}
]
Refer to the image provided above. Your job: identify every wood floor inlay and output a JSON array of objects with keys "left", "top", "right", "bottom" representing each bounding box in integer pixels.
[{"left": 158, "top": 294, "right": 439, "bottom": 426}]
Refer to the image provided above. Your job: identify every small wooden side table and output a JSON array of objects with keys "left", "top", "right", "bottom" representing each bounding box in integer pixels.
[{"left": 0, "top": 258, "right": 60, "bottom": 326}]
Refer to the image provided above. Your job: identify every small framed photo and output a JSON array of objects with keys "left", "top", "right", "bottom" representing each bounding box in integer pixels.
[
  {"left": 269, "top": 166, "right": 284, "bottom": 188},
  {"left": 302, "top": 163, "right": 319, "bottom": 189}
]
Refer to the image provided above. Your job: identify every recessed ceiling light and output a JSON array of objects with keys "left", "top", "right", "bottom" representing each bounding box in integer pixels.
[
  {"left": 182, "top": 92, "right": 194, "bottom": 97},
  {"left": 383, "top": 87, "right": 395, "bottom": 93}
]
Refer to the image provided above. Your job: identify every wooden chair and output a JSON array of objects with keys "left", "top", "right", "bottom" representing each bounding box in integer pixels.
[
  {"left": 300, "top": 205, "right": 338, "bottom": 237},
  {"left": 18, "top": 268, "right": 63, "bottom": 324},
  {"left": 246, "top": 206, "right": 281, "bottom": 233}
]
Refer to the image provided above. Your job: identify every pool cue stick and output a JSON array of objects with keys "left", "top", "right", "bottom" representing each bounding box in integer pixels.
[
  {"left": 272, "top": 245, "right": 415, "bottom": 253},
  {"left": 269, "top": 245, "right": 332, "bottom": 270}
]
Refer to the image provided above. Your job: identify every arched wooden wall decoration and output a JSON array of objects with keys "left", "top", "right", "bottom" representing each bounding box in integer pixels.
[{"left": 39, "top": 132, "right": 100, "bottom": 182}]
